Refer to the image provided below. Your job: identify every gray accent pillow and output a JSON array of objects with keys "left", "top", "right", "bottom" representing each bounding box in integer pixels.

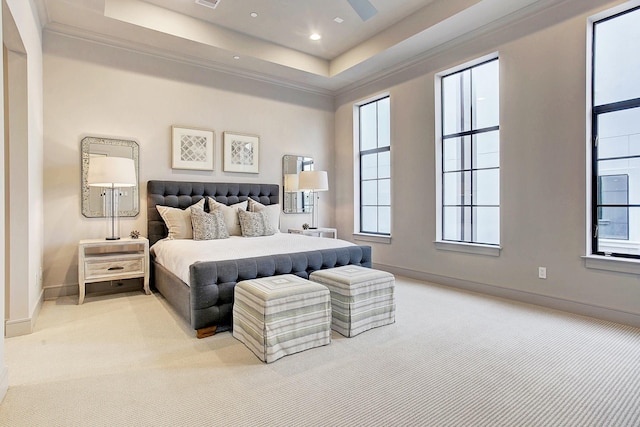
[
  {"left": 190, "top": 207, "right": 229, "bottom": 240},
  {"left": 238, "top": 209, "right": 276, "bottom": 237}
]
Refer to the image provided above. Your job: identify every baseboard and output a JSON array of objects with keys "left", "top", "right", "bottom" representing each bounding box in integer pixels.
[
  {"left": 5, "top": 288, "right": 44, "bottom": 338},
  {"left": 5, "top": 317, "right": 33, "bottom": 337},
  {"left": 43, "top": 283, "right": 76, "bottom": 300},
  {"left": 374, "top": 262, "right": 640, "bottom": 329},
  {"left": 0, "top": 366, "right": 8, "bottom": 404}
]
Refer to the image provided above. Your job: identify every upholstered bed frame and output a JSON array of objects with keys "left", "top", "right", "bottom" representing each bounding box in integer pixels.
[{"left": 147, "top": 180, "right": 372, "bottom": 338}]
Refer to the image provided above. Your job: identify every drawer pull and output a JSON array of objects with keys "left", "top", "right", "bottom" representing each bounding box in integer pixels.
[{"left": 108, "top": 266, "right": 125, "bottom": 271}]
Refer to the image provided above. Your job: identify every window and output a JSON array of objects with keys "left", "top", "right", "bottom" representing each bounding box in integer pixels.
[
  {"left": 591, "top": 6, "right": 640, "bottom": 257},
  {"left": 357, "top": 96, "right": 391, "bottom": 235},
  {"left": 598, "top": 175, "right": 629, "bottom": 240},
  {"left": 438, "top": 58, "right": 500, "bottom": 246}
]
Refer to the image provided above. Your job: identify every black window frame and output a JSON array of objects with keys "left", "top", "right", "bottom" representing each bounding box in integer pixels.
[
  {"left": 358, "top": 96, "right": 391, "bottom": 236},
  {"left": 591, "top": 5, "right": 640, "bottom": 258},
  {"left": 440, "top": 57, "right": 500, "bottom": 245}
]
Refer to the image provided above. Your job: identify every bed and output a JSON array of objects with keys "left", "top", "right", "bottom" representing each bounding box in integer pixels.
[{"left": 147, "top": 180, "right": 372, "bottom": 338}]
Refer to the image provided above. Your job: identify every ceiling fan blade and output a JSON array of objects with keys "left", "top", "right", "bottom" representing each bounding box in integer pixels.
[{"left": 347, "top": 0, "right": 378, "bottom": 21}]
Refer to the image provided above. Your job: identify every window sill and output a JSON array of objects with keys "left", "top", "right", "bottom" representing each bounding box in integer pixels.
[
  {"left": 353, "top": 233, "right": 391, "bottom": 244},
  {"left": 583, "top": 255, "right": 640, "bottom": 275},
  {"left": 434, "top": 240, "right": 501, "bottom": 257}
]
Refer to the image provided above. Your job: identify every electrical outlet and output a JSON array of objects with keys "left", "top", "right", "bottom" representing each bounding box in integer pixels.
[{"left": 538, "top": 267, "right": 547, "bottom": 279}]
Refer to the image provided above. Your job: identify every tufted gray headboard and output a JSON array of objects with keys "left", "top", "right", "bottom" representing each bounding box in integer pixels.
[{"left": 147, "top": 180, "right": 279, "bottom": 246}]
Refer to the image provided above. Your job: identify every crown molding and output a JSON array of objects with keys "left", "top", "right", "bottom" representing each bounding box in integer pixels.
[{"left": 43, "top": 24, "right": 337, "bottom": 99}]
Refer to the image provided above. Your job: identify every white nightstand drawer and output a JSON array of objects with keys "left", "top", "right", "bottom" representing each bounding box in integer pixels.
[{"left": 84, "top": 256, "right": 144, "bottom": 280}]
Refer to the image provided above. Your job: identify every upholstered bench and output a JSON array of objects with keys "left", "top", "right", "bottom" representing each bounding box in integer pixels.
[
  {"left": 232, "top": 274, "right": 332, "bottom": 363},
  {"left": 309, "top": 265, "right": 395, "bottom": 337}
]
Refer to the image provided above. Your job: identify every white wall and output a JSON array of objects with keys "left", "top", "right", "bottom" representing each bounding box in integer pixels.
[
  {"left": 0, "top": 0, "right": 6, "bottom": 403},
  {"left": 3, "top": 0, "right": 43, "bottom": 338},
  {"left": 334, "top": 0, "right": 640, "bottom": 326},
  {"left": 42, "top": 33, "right": 335, "bottom": 294},
  {"left": 1, "top": 0, "right": 43, "bottom": 399}
]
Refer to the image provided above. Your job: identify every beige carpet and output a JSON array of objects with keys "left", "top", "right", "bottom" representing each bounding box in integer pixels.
[{"left": 1, "top": 277, "right": 640, "bottom": 426}]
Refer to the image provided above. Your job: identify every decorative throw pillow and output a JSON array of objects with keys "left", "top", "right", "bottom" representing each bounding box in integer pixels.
[
  {"left": 247, "top": 198, "right": 280, "bottom": 233},
  {"left": 206, "top": 197, "right": 248, "bottom": 236},
  {"left": 156, "top": 198, "right": 205, "bottom": 239},
  {"left": 190, "top": 207, "right": 229, "bottom": 240},
  {"left": 238, "top": 209, "right": 276, "bottom": 237}
]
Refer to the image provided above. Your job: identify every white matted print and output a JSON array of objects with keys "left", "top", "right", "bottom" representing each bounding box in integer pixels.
[
  {"left": 223, "top": 132, "right": 260, "bottom": 173},
  {"left": 171, "top": 126, "right": 215, "bottom": 171}
]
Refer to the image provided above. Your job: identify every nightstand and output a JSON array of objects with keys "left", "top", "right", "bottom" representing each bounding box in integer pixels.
[
  {"left": 288, "top": 227, "right": 338, "bottom": 239},
  {"left": 78, "top": 237, "right": 150, "bottom": 304}
]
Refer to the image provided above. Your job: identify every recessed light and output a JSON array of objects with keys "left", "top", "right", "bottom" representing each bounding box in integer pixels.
[
  {"left": 250, "top": 12, "right": 258, "bottom": 18},
  {"left": 334, "top": 17, "right": 344, "bottom": 23},
  {"left": 233, "top": 55, "right": 240, "bottom": 60},
  {"left": 195, "top": 0, "right": 221, "bottom": 10},
  {"left": 309, "top": 33, "right": 322, "bottom": 41}
]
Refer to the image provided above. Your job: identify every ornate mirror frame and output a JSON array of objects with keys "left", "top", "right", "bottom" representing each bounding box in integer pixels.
[{"left": 81, "top": 136, "right": 140, "bottom": 218}]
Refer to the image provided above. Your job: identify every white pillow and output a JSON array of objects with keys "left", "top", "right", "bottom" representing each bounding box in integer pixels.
[
  {"left": 247, "top": 198, "right": 280, "bottom": 233},
  {"left": 207, "top": 197, "right": 248, "bottom": 236},
  {"left": 156, "top": 198, "right": 205, "bottom": 239}
]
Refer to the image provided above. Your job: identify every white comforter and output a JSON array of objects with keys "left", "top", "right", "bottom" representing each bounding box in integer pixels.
[{"left": 151, "top": 233, "right": 356, "bottom": 285}]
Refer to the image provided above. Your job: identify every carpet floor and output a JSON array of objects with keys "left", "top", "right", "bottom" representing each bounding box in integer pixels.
[{"left": 1, "top": 277, "right": 639, "bottom": 426}]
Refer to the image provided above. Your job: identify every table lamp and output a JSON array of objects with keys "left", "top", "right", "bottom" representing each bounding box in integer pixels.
[
  {"left": 87, "top": 156, "right": 137, "bottom": 240},
  {"left": 298, "top": 170, "right": 328, "bottom": 229}
]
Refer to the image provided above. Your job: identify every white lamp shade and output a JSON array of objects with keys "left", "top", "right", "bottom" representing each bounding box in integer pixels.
[
  {"left": 284, "top": 174, "right": 299, "bottom": 192},
  {"left": 87, "top": 156, "right": 137, "bottom": 187},
  {"left": 298, "top": 170, "right": 328, "bottom": 191}
]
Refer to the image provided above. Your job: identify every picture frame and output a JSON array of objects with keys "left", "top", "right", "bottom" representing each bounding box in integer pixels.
[
  {"left": 223, "top": 131, "right": 260, "bottom": 173},
  {"left": 171, "top": 126, "right": 215, "bottom": 171}
]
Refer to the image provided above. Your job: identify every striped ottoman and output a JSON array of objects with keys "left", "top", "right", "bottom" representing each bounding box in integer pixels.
[
  {"left": 309, "top": 266, "right": 395, "bottom": 337},
  {"left": 233, "top": 274, "right": 331, "bottom": 363}
]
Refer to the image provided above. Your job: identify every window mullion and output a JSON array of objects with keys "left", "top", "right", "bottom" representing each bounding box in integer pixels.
[{"left": 443, "top": 125, "right": 499, "bottom": 140}]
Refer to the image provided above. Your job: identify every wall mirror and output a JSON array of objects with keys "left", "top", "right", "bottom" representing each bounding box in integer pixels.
[
  {"left": 81, "top": 136, "right": 139, "bottom": 218},
  {"left": 282, "top": 154, "right": 313, "bottom": 214}
]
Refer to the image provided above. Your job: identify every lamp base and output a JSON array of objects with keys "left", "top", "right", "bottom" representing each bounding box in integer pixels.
[
  {"left": 106, "top": 236, "right": 121, "bottom": 241},
  {"left": 308, "top": 227, "right": 318, "bottom": 229}
]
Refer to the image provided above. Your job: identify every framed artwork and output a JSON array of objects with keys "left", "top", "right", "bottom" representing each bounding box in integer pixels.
[
  {"left": 223, "top": 131, "right": 260, "bottom": 173},
  {"left": 171, "top": 126, "right": 215, "bottom": 171}
]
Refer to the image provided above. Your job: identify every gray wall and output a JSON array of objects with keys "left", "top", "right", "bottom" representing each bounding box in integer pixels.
[
  {"left": 40, "top": 0, "right": 640, "bottom": 327},
  {"left": 42, "top": 32, "right": 335, "bottom": 295},
  {"left": 334, "top": 0, "right": 640, "bottom": 326}
]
